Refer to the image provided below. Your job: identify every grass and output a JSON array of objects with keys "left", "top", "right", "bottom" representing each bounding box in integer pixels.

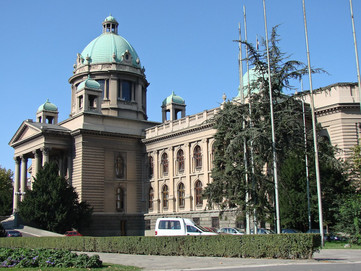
[
  {"left": 6, "top": 263, "right": 141, "bottom": 270},
  {"left": 323, "top": 241, "right": 361, "bottom": 249}
]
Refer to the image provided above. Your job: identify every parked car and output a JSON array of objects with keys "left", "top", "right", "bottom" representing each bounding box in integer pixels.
[
  {"left": 64, "top": 230, "right": 82, "bottom": 236},
  {"left": 203, "top": 226, "right": 218, "bottom": 233},
  {"left": 155, "top": 218, "right": 218, "bottom": 236},
  {"left": 218, "top": 227, "right": 245, "bottom": 235},
  {"left": 6, "top": 230, "right": 22, "bottom": 237},
  {"left": 281, "top": 229, "right": 301, "bottom": 234},
  {"left": 250, "top": 228, "right": 275, "bottom": 234}
]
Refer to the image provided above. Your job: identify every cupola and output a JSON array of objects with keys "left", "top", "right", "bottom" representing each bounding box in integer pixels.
[{"left": 36, "top": 99, "right": 59, "bottom": 124}]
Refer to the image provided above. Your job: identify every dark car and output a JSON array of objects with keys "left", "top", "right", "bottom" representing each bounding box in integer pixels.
[
  {"left": 6, "top": 230, "right": 22, "bottom": 237},
  {"left": 281, "top": 229, "right": 301, "bottom": 234},
  {"left": 64, "top": 230, "right": 82, "bottom": 236}
]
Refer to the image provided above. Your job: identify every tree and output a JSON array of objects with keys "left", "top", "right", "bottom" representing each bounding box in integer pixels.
[
  {"left": 204, "top": 26, "right": 348, "bottom": 230},
  {"left": 334, "top": 194, "right": 361, "bottom": 244},
  {"left": 0, "top": 166, "right": 13, "bottom": 216},
  {"left": 18, "top": 162, "right": 92, "bottom": 233}
]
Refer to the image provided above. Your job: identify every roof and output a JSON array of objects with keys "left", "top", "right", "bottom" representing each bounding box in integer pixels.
[
  {"left": 77, "top": 76, "right": 101, "bottom": 91},
  {"left": 37, "top": 99, "right": 58, "bottom": 112},
  {"left": 162, "top": 91, "right": 185, "bottom": 106}
]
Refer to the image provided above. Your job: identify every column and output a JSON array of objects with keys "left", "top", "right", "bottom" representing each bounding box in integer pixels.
[
  {"left": 184, "top": 143, "right": 192, "bottom": 211},
  {"left": 33, "top": 150, "right": 41, "bottom": 178},
  {"left": 42, "top": 147, "right": 49, "bottom": 166},
  {"left": 20, "top": 156, "right": 28, "bottom": 201},
  {"left": 154, "top": 151, "right": 160, "bottom": 213},
  {"left": 67, "top": 152, "right": 72, "bottom": 185},
  {"left": 12, "top": 157, "right": 20, "bottom": 213},
  {"left": 169, "top": 147, "right": 174, "bottom": 212}
]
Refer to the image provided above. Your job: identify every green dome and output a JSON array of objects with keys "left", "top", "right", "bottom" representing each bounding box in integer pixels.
[
  {"left": 162, "top": 91, "right": 185, "bottom": 106},
  {"left": 104, "top": 15, "right": 118, "bottom": 23},
  {"left": 77, "top": 76, "right": 101, "bottom": 91},
  {"left": 81, "top": 34, "right": 140, "bottom": 67},
  {"left": 37, "top": 99, "right": 58, "bottom": 112}
]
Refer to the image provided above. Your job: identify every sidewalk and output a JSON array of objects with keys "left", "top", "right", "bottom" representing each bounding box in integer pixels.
[{"left": 82, "top": 249, "right": 361, "bottom": 271}]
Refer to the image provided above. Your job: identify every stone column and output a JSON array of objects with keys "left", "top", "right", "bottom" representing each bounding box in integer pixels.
[
  {"left": 20, "top": 156, "right": 28, "bottom": 201},
  {"left": 169, "top": 147, "right": 174, "bottom": 212},
  {"left": 154, "top": 151, "right": 159, "bottom": 213},
  {"left": 12, "top": 157, "right": 21, "bottom": 213},
  {"left": 184, "top": 143, "right": 192, "bottom": 211},
  {"left": 33, "top": 150, "right": 41, "bottom": 178},
  {"left": 42, "top": 148, "right": 49, "bottom": 166},
  {"left": 67, "top": 152, "right": 72, "bottom": 186}
]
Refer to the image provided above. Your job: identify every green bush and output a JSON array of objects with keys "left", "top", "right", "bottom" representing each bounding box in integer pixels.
[
  {"left": 0, "top": 233, "right": 321, "bottom": 259},
  {"left": 0, "top": 248, "right": 102, "bottom": 268}
]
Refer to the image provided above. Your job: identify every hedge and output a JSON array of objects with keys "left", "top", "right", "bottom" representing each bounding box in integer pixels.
[{"left": 0, "top": 233, "right": 321, "bottom": 259}]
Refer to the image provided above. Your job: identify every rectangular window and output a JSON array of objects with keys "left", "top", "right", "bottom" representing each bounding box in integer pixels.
[
  {"left": 211, "top": 217, "right": 219, "bottom": 228},
  {"left": 145, "top": 220, "right": 151, "bottom": 230},
  {"left": 122, "top": 81, "right": 132, "bottom": 101},
  {"left": 193, "top": 217, "right": 200, "bottom": 225}
]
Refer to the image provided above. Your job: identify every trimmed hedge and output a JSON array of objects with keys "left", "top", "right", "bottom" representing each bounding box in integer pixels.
[{"left": 0, "top": 233, "right": 321, "bottom": 259}]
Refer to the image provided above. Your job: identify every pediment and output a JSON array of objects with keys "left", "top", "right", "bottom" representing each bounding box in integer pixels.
[{"left": 9, "top": 121, "right": 43, "bottom": 146}]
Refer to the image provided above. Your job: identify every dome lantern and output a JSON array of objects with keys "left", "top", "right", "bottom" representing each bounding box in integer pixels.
[{"left": 102, "top": 14, "right": 118, "bottom": 34}]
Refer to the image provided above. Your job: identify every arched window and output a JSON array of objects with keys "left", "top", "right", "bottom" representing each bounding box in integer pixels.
[
  {"left": 194, "top": 145, "right": 202, "bottom": 169},
  {"left": 177, "top": 149, "right": 184, "bottom": 173},
  {"left": 161, "top": 153, "right": 168, "bottom": 175},
  {"left": 162, "top": 185, "right": 169, "bottom": 209},
  {"left": 195, "top": 180, "right": 203, "bottom": 206},
  {"left": 178, "top": 182, "right": 185, "bottom": 207},
  {"left": 148, "top": 156, "right": 153, "bottom": 178},
  {"left": 149, "top": 187, "right": 154, "bottom": 211},
  {"left": 116, "top": 187, "right": 124, "bottom": 212}
]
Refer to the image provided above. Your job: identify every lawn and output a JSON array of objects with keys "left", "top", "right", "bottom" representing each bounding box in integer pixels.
[{"left": 323, "top": 241, "right": 361, "bottom": 249}]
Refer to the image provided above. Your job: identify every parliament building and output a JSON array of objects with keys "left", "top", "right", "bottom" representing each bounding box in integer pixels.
[{"left": 9, "top": 16, "right": 361, "bottom": 236}]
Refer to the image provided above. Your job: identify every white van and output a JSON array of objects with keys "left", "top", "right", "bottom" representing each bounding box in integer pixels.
[{"left": 155, "top": 217, "right": 218, "bottom": 236}]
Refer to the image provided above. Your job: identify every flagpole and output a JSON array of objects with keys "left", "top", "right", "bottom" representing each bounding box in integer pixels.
[
  {"left": 243, "top": 5, "right": 257, "bottom": 235},
  {"left": 349, "top": 0, "right": 361, "bottom": 112},
  {"left": 263, "top": 0, "right": 281, "bottom": 234},
  {"left": 302, "top": 0, "right": 324, "bottom": 246},
  {"left": 301, "top": 79, "right": 312, "bottom": 232},
  {"left": 239, "top": 23, "right": 244, "bottom": 103}
]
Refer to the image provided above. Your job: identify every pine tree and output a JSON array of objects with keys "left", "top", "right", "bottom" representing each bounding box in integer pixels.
[
  {"left": 0, "top": 166, "right": 13, "bottom": 216},
  {"left": 18, "top": 162, "right": 92, "bottom": 233}
]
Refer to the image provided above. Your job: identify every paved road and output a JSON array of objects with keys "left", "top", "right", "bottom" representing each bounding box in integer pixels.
[{"left": 83, "top": 249, "right": 361, "bottom": 271}]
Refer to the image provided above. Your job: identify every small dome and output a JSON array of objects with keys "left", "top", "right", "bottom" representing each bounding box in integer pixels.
[
  {"left": 104, "top": 15, "right": 118, "bottom": 23},
  {"left": 37, "top": 99, "right": 58, "bottom": 112},
  {"left": 162, "top": 91, "right": 185, "bottom": 106},
  {"left": 77, "top": 76, "right": 101, "bottom": 91}
]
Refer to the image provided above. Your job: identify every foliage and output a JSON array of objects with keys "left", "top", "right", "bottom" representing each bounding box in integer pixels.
[
  {"left": 349, "top": 142, "right": 361, "bottom": 190},
  {"left": 0, "top": 247, "right": 102, "bottom": 268},
  {"left": 18, "top": 162, "right": 93, "bottom": 233},
  {"left": 0, "top": 223, "right": 6, "bottom": 237},
  {"left": 334, "top": 194, "right": 361, "bottom": 244},
  {"left": 204, "top": 26, "right": 313, "bottom": 226},
  {"left": 204, "top": 26, "right": 348, "bottom": 231},
  {"left": 0, "top": 234, "right": 321, "bottom": 259},
  {"left": 0, "top": 165, "right": 13, "bottom": 216}
]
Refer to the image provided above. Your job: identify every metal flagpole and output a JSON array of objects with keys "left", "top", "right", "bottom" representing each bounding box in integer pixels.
[
  {"left": 239, "top": 23, "right": 244, "bottom": 104},
  {"left": 302, "top": 0, "right": 324, "bottom": 246},
  {"left": 301, "top": 79, "right": 312, "bottom": 232},
  {"left": 263, "top": 0, "right": 281, "bottom": 234},
  {"left": 238, "top": 21, "right": 251, "bottom": 234},
  {"left": 349, "top": 0, "right": 361, "bottom": 112},
  {"left": 243, "top": 5, "right": 257, "bottom": 234}
]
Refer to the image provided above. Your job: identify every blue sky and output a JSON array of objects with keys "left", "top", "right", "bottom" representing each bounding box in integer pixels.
[{"left": 1, "top": 0, "right": 360, "bottom": 172}]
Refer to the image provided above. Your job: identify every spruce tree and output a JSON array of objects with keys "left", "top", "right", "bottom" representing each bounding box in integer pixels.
[{"left": 18, "top": 162, "right": 92, "bottom": 233}]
